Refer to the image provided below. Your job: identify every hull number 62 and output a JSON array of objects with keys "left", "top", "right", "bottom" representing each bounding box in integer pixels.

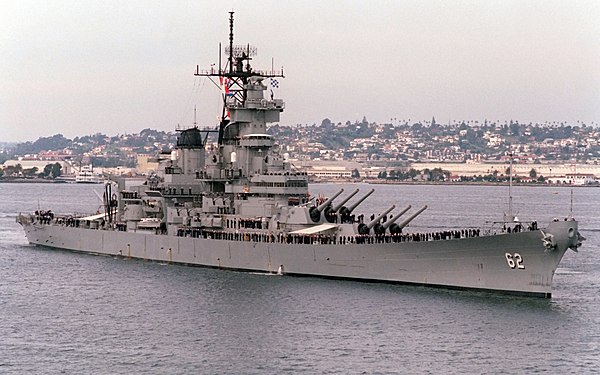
[{"left": 505, "top": 253, "right": 525, "bottom": 269}]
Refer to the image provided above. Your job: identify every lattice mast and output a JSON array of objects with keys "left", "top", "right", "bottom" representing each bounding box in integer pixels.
[{"left": 194, "top": 11, "right": 285, "bottom": 145}]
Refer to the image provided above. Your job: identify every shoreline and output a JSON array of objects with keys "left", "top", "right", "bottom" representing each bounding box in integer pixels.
[
  {"left": 0, "top": 178, "right": 68, "bottom": 184},
  {"left": 2, "top": 177, "right": 597, "bottom": 188},
  {"left": 316, "top": 179, "right": 599, "bottom": 188}
]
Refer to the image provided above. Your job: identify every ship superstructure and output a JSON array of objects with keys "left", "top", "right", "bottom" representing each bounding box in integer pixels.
[{"left": 17, "top": 13, "right": 584, "bottom": 297}]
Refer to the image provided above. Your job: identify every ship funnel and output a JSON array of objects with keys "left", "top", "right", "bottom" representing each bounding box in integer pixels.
[
  {"left": 389, "top": 205, "right": 428, "bottom": 233},
  {"left": 382, "top": 205, "right": 412, "bottom": 229},
  {"left": 309, "top": 188, "right": 344, "bottom": 222},
  {"left": 331, "top": 189, "right": 360, "bottom": 212},
  {"left": 346, "top": 189, "right": 375, "bottom": 213},
  {"left": 366, "top": 205, "right": 396, "bottom": 229}
]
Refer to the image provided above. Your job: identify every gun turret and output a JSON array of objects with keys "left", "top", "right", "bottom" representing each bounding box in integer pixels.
[
  {"left": 374, "top": 205, "right": 412, "bottom": 234},
  {"left": 389, "top": 205, "right": 428, "bottom": 234},
  {"left": 358, "top": 205, "right": 395, "bottom": 235},
  {"left": 309, "top": 188, "right": 344, "bottom": 222},
  {"left": 324, "top": 189, "right": 360, "bottom": 223},
  {"left": 382, "top": 205, "right": 412, "bottom": 229},
  {"left": 340, "top": 188, "right": 375, "bottom": 223}
]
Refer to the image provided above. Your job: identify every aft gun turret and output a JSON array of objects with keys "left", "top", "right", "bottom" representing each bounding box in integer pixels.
[
  {"left": 340, "top": 189, "right": 375, "bottom": 222},
  {"left": 358, "top": 205, "right": 395, "bottom": 235},
  {"left": 324, "top": 188, "right": 360, "bottom": 223},
  {"left": 309, "top": 188, "right": 344, "bottom": 222},
  {"left": 388, "top": 205, "right": 428, "bottom": 234}
]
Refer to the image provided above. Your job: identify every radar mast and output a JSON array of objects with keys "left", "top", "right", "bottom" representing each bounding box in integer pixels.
[{"left": 194, "top": 11, "right": 285, "bottom": 145}]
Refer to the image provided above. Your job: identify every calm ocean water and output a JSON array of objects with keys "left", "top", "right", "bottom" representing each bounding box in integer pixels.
[{"left": 0, "top": 182, "right": 599, "bottom": 374}]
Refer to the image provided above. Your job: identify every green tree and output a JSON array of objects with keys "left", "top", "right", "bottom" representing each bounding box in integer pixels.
[
  {"left": 430, "top": 167, "right": 449, "bottom": 181},
  {"left": 43, "top": 163, "right": 54, "bottom": 177},
  {"left": 529, "top": 168, "right": 537, "bottom": 178},
  {"left": 23, "top": 167, "right": 38, "bottom": 177},
  {"left": 509, "top": 121, "right": 520, "bottom": 136},
  {"left": 44, "top": 162, "right": 63, "bottom": 178},
  {"left": 52, "top": 163, "right": 62, "bottom": 178},
  {"left": 320, "top": 118, "right": 332, "bottom": 128}
]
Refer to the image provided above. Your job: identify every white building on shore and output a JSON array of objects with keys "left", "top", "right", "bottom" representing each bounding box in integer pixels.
[
  {"left": 411, "top": 161, "right": 600, "bottom": 179},
  {"left": 546, "top": 173, "right": 597, "bottom": 185}
]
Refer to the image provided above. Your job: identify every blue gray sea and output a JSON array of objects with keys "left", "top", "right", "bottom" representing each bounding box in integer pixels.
[{"left": 0, "top": 182, "right": 599, "bottom": 374}]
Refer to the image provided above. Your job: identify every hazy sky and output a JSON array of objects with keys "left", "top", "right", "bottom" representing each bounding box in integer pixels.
[{"left": 2, "top": 0, "right": 599, "bottom": 142}]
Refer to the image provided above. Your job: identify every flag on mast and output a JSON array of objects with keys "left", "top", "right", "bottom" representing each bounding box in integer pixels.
[
  {"left": 219, "top": 76, "right": 232, "bottom": 118},
  {"left": 220, "top": 76, "right": 233, "bottom": 97}
]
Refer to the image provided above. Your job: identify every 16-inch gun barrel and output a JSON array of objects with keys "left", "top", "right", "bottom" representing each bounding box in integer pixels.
[
  {"left": 346, "top": 189, "right": 375, "bottom": 213},
  {"left": 396, "top": 205, "right": 428, "bottom": 230},
  {"left": 366, "top": 205, "right": 396, "bottom": 229},
  {"left": 331, "top": 189, "right": 360, "bottom": 212},
  {"left": 316, "top": 188, "right": 344, "bottom": 212},
  {"left": 382, "top": 205, "right": 412, "bottom": 229}
]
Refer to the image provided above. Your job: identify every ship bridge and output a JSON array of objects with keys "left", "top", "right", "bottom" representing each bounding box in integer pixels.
[{"left": 239, "top": 134, "right": 273, "bottom": 147}]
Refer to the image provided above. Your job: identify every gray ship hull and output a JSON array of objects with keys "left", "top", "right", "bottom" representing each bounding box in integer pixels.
[{"left": 19, "top": 219, "right": 578, "bottom": 297}]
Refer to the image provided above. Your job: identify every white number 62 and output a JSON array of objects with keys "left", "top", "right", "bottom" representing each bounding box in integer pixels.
[{"left": 505, "top": 253, "right": 525, "bottom": 269}]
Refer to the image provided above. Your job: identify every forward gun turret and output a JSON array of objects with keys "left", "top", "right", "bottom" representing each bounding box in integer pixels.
[
  {"left": 324, "top": 189, "right": 360, "bottom": 223},
  {"left": 339, "top": 189, "right": 374, "bottom": 222},
  {"left": 309, "top": 188, "right": 344, "bottom": 222},
  {"left": 388, "top": 205, "right": 428, "bottom": 234}
]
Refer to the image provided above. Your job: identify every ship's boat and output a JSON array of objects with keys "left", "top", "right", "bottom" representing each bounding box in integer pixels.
[{"left": 17, "top": 13, "right": 584, "bottom": 297}]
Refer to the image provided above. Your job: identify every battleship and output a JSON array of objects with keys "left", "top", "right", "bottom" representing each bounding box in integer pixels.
[{"left": 18, "top": 12, "right": 584, "bottom": 297}]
